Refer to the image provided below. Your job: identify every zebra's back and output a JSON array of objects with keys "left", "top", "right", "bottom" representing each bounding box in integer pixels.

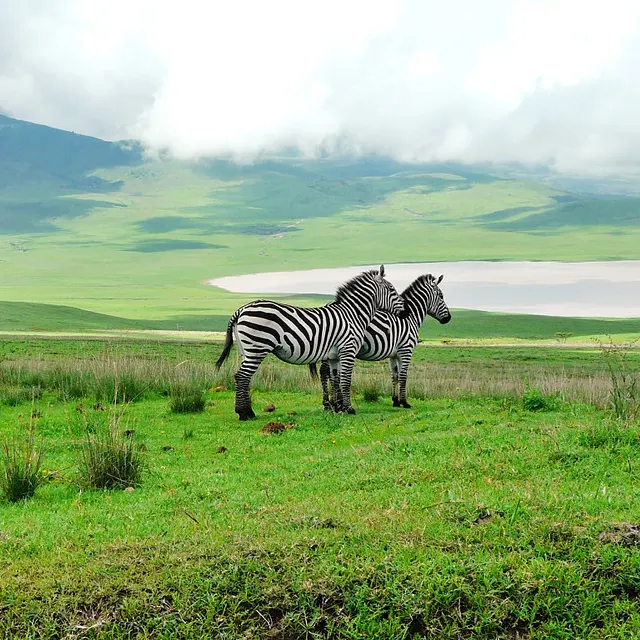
[{"left": 234, "top": 300, "right": 354, "bottom": 365}]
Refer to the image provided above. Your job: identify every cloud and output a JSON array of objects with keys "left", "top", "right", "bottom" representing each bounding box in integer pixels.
[{"left": 1, "top": 0, "right": 640, "bottom": 171}]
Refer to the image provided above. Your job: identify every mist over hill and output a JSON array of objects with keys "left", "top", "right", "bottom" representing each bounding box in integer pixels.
[{"left": 0, "top": 115, "right": 639, "bottom": 321}]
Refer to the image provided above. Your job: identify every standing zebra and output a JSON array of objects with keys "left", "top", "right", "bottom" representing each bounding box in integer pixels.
[
  {"left": 215, "top": 266, "right": 408, "bottom": 420},
  {"left": 311, "top": 274, "right": 451, "bottom": 409}
]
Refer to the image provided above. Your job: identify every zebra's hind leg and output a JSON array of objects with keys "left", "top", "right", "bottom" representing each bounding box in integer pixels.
[
  {"left": 327, "top": 360, "right": 344, "bottom": 412},
  {"left": 389, "top": 356, "right": 401, "bottom": 407},
  {"left": 234, "top": 353, "right": 267, "bottom": 420},
  {"left": 319, "top": 361, "right": 332, "bottom": 411},
  {"left": 397, "top": 348, "right": 413, "bottom": 408}
]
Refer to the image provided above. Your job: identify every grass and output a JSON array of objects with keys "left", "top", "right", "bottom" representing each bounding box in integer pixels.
[
  {"left": 1, "top": 420, "right": 44, "bottom": 502},
  {"left": 0, "top": 337, "right": 639, "bottom": 637},
  {"left": 78, "top": 408, "right": 145, "bottom": 490},
  {"left": 169, "top": 378, "right": 206, "bottom": 413},
  {"left": 2, "top": 301, "right": 640, "bottom": 344}
]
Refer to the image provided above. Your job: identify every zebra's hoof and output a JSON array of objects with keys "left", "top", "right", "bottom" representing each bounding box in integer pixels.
[
  {"left": 392, "top": 398, "right": 401, "bottom": 408},
  {"left": 400, "top": 401, "right": 412, "bottom": 409},
  {"left": 345, "top": 407, "right": 356, "bottom": 415},
  {"left": 237, "top": 408, "right": 256, "bottom": 421}
]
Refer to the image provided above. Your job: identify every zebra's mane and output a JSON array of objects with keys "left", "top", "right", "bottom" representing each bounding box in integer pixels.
[
  {"left": 334, "top": 270, "right": 379, "bottom": 303},
  {"left": 401, "top": 274, "right": 435, "bottom": 298}
]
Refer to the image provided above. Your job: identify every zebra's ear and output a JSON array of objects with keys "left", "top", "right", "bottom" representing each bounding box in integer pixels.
[
  {"left": 436, "top": 274, "right": 444, "bottom": 285},
  {"left": 378, "top": 265, "right": 386, "bottom": 280}
]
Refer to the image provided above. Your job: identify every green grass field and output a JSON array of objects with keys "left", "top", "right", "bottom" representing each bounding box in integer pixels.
[{"left": 1, "top": 336, "right": 639, "bottom": 638}]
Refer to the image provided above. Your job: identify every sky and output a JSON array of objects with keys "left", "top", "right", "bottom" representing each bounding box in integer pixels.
[{"left": 1, "top": 0, "right": 640, "bottom": 172}]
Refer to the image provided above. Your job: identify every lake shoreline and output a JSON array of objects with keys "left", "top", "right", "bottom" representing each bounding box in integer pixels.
[{"left": 206, "top": 261, "right": 640, "bottom": 318}]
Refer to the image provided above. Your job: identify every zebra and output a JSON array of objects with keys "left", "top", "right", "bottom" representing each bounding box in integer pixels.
[
  {"left": 311, "top": 274, "right": 451, "bottom": 410},
  {"left": 215, "top": 266, "right": 408, "bottom": 420}
]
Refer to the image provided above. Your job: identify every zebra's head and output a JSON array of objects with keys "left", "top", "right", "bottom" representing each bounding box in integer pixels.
[
  {"left": 374, "top": 265, "right": 409, "bottom": 319},
  {"left": 403, "top": 274, "right": 451, "bottom": 324}
]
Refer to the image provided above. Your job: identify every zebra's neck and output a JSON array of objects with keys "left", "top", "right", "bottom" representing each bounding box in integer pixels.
[
  {"left": 331, "top": 291, "right": 377, "bottom": 334},
  {"left": 403, "top": 289, "right": 430, "bottom": 326}
]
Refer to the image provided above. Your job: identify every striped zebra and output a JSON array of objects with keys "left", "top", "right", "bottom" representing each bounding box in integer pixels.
[
  {"left": 311, "top": 274, "right": 451, "bottom": 409},
  {"left": 215, "top": 266, "right": 408, "bottom": 420}
]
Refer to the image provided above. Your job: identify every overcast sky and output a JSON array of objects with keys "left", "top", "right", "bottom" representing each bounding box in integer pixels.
[{"left": 1, "top": 0, "right": 640, "bottom": 171}]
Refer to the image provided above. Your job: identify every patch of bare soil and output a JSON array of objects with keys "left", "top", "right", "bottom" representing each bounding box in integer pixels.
[
  {"left": 599, "top": 523, "right": 640, "bottom": 546},
  {"left": 260, "top": 422, "right": 294, "bottom": 435}
]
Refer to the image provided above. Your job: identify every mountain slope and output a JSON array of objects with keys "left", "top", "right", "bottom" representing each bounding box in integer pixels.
[{"left": 0, "top": 116, "right": 639, "bottom": 320}]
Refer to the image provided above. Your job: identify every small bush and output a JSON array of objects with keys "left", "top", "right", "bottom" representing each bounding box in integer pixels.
[
  {"left": 182, "top": 428, "right": 195, "bottom": 439},
  {"left": 79, "top": 411, "right": 145, "bottom": 489},
  {"left": 1, "top": 424, "right": 44, "bottom": 502},
  {"left": 362, "top": 386, "right": 380, "bottom": 403},
  {"left": 523, "top": 387, "right": 556, "bottom": 412},
  {"left": 170, "top": 381, "right": 206, "bottom": 413}
]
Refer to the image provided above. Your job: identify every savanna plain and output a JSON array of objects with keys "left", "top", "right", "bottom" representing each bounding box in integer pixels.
[{"left": 1, "top": 336, "right": 639, "bottom": 639}]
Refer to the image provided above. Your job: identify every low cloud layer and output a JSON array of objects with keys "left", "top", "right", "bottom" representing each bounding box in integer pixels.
[{"left": 1, "top": 0, "right": 640, "bottom": 171}]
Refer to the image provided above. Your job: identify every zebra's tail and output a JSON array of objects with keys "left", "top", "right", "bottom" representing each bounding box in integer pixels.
[
  {"left": 309, "top": 362, "right": 318, "bottom": 379},
  {"left": 215, "top": 310, "right": 240, "bottom": 369}
]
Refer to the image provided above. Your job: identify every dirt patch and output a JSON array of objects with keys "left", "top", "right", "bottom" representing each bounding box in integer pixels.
[
  {"left": 260, "top": 422, "right": 294, "bottom": 435},
  {"left": 263, "top": 403, "right": 276, "bottom": 412},
  {"left": 599, "top": 522, "right": 640, "bottom": 546}
]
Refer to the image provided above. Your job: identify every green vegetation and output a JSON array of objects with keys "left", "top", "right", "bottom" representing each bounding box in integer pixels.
[
  {"left": 1, "top": 337, "right": 639, "bottom": 637},
  {"left": 1, "top": 115, "right": 640, "bottom": 321},
  {"left": 169, "top": 378, "right": 207, "bottom": 413},
  {"left": 78, "top": 408, "right": 145, "bottom": 490},
  {"left": 1, "top": 421, "right": 44, "bottom": 502},
  {"left": 2, "top": 300, "right": 640, "bottom": 345}
]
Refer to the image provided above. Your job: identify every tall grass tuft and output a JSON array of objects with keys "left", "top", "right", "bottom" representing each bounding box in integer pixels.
[
  {"left": 362, "top": 386, "right": 380, "bottom": 402},
  {"left": 78, "top": 409, "right": 145, "bottom": 489},
  {"left": 1, "top": 421, "right": 44, "bottom": 502},
  {"left": 601, "top": 342, "right": 639, "bottom": 424},
  {"left": 0, "top": 385, "right": 42, "bottom": 407},
  {"left": 170, "top": 379, "right": 206, "bottom": 413},
  {"left": 522, "top": 387, "right": 558, "bottom": 412}
]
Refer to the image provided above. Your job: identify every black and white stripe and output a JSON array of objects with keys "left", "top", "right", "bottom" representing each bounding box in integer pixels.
[
  {"left": 314, "top": 274, "right": 451, "bottom": 409},
  {"left": 216, "top": 266, "right": 407, "bottom": 420}
]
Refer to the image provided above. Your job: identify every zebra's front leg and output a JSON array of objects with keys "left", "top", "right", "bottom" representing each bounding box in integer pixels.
[
  {"left": 319, "top": 361, "right": 332, "bottom": 411},
  {"left": 397, "top": 349, "right": 413, "bottom": 408},
  {"left": 338, "top": 354, "right": 357, "bottom": 414},
  {"left": 389, "top": 356, "right": 401, "bottom": 407},
  {"left": 234, "top": 354, "right": 266, "bottom": 421}
]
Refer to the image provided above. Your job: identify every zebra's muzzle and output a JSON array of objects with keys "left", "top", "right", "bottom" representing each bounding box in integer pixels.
[{"left": 439, "top": 313, "right": 452, "bottom": 324}]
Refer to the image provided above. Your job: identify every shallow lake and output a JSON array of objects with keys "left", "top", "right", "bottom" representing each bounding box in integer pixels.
[{"left": 207, "top": 261, "right": 640, "bottom": 318}]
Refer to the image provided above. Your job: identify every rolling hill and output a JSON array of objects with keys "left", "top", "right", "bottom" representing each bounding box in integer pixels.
[{"left": 0, "top": 114, "right": 639, "bottom": 324}]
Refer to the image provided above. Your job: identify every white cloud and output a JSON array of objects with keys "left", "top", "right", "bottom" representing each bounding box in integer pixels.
[{"left": 1, "top": 0, "right": 640, "bottom": 170}]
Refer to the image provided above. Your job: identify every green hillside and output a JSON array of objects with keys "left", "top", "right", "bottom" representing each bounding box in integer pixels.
[
  {"left": 0, "top": 115, "right": 639, "bottom": 320},
  {"left": 2, "top": 300, "right": 639, "bottom": 342}
]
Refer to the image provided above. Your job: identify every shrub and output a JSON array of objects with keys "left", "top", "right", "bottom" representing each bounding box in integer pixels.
[
  {"left": 170, "top": 380, "right": 206, "bottom": 413},
  {"left": 1, "top": 423, "right": 44, "bottom": 502},
  {"left": 78, "top": 410, "right": 145, "bottom": 489},
  {"left": 522, "top": 387, "right": 556, "bottom": 412}
]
